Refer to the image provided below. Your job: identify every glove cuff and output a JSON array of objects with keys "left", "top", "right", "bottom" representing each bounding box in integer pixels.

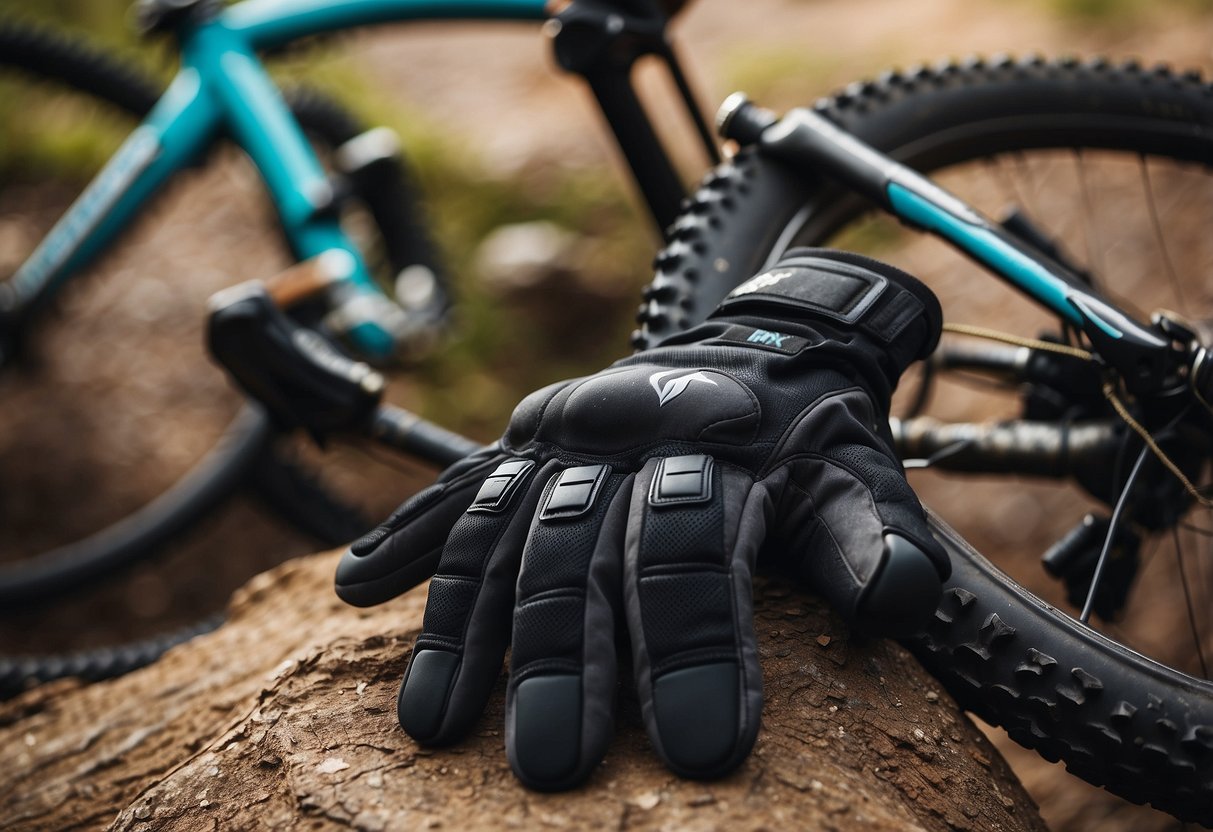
[{"left": 709, "top": 248, "right": 942, "bottom": 371}]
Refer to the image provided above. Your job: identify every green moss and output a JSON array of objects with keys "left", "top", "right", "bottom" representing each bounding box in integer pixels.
[
  {"left": 1041, "top": 0, "right": 1213, "bottom": 24},
  {"left": 0, "top": 79, "right": 133, "bottom": 180}
]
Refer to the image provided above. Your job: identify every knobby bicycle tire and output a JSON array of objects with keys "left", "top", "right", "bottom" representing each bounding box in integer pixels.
[
  {"left": 0, "top": 614, "right": 223, "bottom": 700},
  {"left": 636, "top": 57, "right": 1213, "bottom": 822}
]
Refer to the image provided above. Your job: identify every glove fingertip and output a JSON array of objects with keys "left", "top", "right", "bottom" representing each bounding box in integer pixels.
[
  {"left": 652, "top": 662, "right": 760, "bottom": 780},
  {"left": 334, "top": 542, "right": 443, "bottom": 607},
  {"left": 855, "top": 532, "right": 944, "bottom": 637},
  {"left": 507, "top": 674, "right": 587, "bottom": 791},
  {"left": 397, "top": 649, "right": 460, "bottom": 744}
]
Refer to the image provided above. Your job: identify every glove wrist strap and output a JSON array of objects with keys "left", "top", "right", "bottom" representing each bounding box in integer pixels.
[{"left": 711, "top": 249, "right": 942, "bottom": 357}]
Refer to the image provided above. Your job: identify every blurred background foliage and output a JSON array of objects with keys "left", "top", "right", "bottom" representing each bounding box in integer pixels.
[
  {"left": 4, "top": 0, "right": 1213, "bottom": 486},
  {"left": 1044, "top": 0, "right": 1212, "bottom": 23}
]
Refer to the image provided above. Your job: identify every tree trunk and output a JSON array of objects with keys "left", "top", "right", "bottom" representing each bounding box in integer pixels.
[{"left": 1, "top": 551, "right": 1045, "bottom": 831}]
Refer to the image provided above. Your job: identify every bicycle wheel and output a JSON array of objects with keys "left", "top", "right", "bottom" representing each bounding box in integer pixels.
[
  {"left": 638, "top": 57, "right": 1213, "bottom": 822},
  {"left": 0, "top": 21, "right": 443, "bottom": 617},
  {"left": 0, "top": 23, "right": 382, "bottom": 613}
]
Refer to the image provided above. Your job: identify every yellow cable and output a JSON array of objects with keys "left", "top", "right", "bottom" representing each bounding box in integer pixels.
[
  {"left": 1101, "top": 382, "right": 1213, "bottom": 508},
  {"left": 942, "top": 321, "right": 1211, "bottom": 506},
  {"left": 941, "top": 322, "right": 1094, "bottom": 361}
]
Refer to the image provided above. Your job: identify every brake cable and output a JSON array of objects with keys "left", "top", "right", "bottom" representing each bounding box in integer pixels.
[{"left": 939, "top": 322, "right": 1213, "bottom": 509}]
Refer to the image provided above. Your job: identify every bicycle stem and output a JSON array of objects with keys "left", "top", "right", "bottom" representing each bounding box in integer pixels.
[{"left": 719, "top": 96, "right": 1180, "bottom": 395}]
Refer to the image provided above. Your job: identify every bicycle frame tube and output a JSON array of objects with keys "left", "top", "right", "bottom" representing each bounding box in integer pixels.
[
  {"left": 183, "top": 23, "right": 350, "bottom": 248},
  {"left": 223, "top": 0, "right": 548, "bottom": 49},
  {"left": 1, "top": 71, "right": 222, "bottom": 315},
  {"left": 750, "top": 105, "right": 1177, "bottom": 392}
]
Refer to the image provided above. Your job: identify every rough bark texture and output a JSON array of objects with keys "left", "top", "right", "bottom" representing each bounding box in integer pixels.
[{"left": 1, "top": 551, "right": 1045, "bottom": 832}]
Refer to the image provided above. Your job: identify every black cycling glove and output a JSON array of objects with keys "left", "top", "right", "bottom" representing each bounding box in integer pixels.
[{"left": 336, "top": 248, "right": 948, "bottom": 791}]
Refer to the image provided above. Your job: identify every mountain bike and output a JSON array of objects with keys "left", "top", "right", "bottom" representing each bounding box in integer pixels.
[
  {"left": 640, "top": 71, "right": 1213, "bottom": 823},
  {"left": 3, "top": 0, "right": 1213, "bottom": 823}
]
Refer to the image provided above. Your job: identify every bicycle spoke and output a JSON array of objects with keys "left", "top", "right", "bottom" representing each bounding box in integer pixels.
[
  {"left": 1172, "top": 526, "right": 1210, "bottom": 679},
  {"left": 1082, "top": 445, "right": 1150, "bottom": 624},
  {"left": 1073, "top": 149, "right": 1107, "bottom": 294},
  {"left": 1180, "top": 520, "right": 1213, "bottom": 538},
  {"left": 1140, "top": 156, "right": 1188, "bottom": 315},
  {"left": 1008, "top": 151, "right": 1045, "bottom": 230},
  {"left": 986, "top": 156, "right": 1031, "bottom": 217}
]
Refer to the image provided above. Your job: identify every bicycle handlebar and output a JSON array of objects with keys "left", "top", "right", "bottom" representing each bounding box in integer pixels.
[
  {"left": 371, "top": 405, "right": 485, "bottom": 466},
  {"left": 207, "top": 279, "right": 482, "bottom": 466}
]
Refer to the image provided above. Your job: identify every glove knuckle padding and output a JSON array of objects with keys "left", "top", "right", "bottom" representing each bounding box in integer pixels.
[
  {"left": 532, "top": 366, "right": 761, "bottom": 454},
  {"left": 626, "top": 458, "right": 765, "bottom": 778},
  {"left": 504, "top": 379, "right": 574, "bottom": 450}
]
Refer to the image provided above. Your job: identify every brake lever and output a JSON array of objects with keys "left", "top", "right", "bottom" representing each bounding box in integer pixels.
[{"left": 206, "top": 281, "right": 384, "bottom": 444}]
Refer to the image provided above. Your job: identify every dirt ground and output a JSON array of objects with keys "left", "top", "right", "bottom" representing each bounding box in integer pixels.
[{"left": 4, "top": 0, "right": 1213, "bottom": 829}]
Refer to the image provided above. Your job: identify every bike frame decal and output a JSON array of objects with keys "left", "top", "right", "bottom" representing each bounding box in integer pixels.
[
  {"left": 3, "top": 69, "right": 221, "bottom": 313},
  {"left": 5, "top": 128, "right": 160, "bottom": 309}
]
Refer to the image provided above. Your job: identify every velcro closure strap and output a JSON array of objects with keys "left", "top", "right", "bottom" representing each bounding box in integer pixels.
[
  {"left": 539, "top": 464, "right": 611, "bottom": 521},
  {"left": 468, "top": 459, "right": 535, "bottom": 513},
  {"left": 649, "top": 454, "right": 714, "bottom": 507},
  {"left": 715, "top": 255, "right": 926, "bottom": 344}
]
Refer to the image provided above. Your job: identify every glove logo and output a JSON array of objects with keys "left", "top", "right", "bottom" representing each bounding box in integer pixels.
[
  {"left": 728, "top": 269, "right": 795, "bottom": 297},
  {"left": 649, "top": 369, "right": 719, "bottom": 406}
]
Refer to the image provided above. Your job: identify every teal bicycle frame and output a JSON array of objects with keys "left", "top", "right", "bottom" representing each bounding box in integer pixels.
[
  {"left": 3, "top": 0, "right": 1177, "bottom": 382},
  {"left": 4, "top": 0, "right": 549, "bottom": 361}
]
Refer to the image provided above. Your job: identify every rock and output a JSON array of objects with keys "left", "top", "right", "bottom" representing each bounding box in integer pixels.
[
  {"left": 474, "top": 221, "right": 579, "bottom": 291},
  {"left": 0, "top": 551, "right": 1046, "bottom": 832}
]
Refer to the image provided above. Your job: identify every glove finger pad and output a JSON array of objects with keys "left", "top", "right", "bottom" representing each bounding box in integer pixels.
[
  {"left": 627, "top": 457, "right": 764, "bottom": 779},
  {"left": 507, "top": 470, "right": 632, "bottom": 790},
  {"left": 397, "top": 458, "right": 551, "bottom": 745}
]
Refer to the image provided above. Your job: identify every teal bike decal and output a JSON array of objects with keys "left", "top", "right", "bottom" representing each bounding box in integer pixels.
[{"left": 2, "top": 126, "right": 161, "bottom": 310}]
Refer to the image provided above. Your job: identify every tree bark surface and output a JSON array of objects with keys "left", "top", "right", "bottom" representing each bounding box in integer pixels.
[{"left": 1, "top": 550, "right": 1045, "bottom": 831}]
